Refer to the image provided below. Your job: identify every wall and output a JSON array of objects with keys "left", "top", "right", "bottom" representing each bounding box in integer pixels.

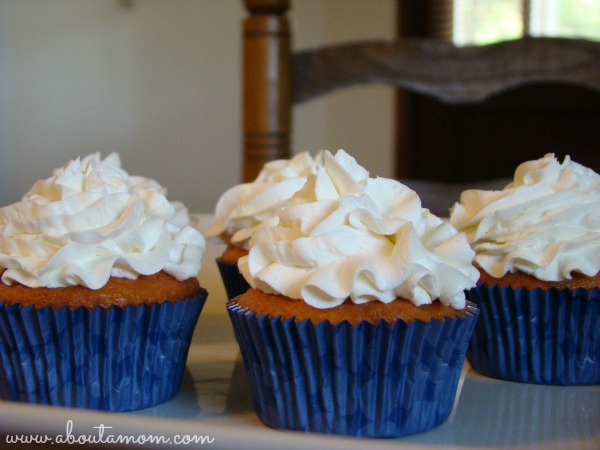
[
  {"left": 292, "top": 1, "right": 397, "bottom": 181},
  {"left": 0, "top": 0, "right": 396, "bottom": 213}
]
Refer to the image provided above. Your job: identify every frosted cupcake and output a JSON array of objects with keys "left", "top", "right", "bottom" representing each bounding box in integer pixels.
[
  {"left": 0, "top": 153, "right": 208, "bottom": 410},
  {"left": 450, "top": 153, "right": 600, "bottom": 385},
  {"left": 207, "top": 152, "right": 317, "bottom": 298},
  {"left": 228, "top": 150, "right": 479, "bottom": 437}
]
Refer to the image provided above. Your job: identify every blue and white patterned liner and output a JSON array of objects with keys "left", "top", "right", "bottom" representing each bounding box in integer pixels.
[
  {"left": 216, "top": 258, "right": 250, "bottom": 300},
  {"left": 227, "top": 300, "right": 479, "bottom": 438},
  {"left": 0, "top": 289, "right": 207, "bottom": 411},
  {"left": 466, "top": 283, "right": 600, "bottom": 385}
]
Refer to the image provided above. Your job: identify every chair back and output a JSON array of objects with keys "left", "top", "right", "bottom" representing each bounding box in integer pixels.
[{"left": 242, "top": 0, "right": 600, "bottom": 182}]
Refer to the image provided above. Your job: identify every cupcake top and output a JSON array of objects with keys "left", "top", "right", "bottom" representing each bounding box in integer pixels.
[
  {"left": 0, "top": 153, "right": 205, "bottom": 289},
  {"left": 207, "top": 152, "right": 317, "bottom": 250},
  {"left": 449, "top": 153, "right": 600, "bottom": 281},
  {"left": 239, "top": 150, "right": 479, "bottom": 310}
]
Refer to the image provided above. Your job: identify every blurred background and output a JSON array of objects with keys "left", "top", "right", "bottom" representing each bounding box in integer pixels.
[
  {"left": 1, "top": 0, "right": 598, "bottom": 213},
  {"left": 0, "top": 0, "right": 397, "bottom": 213}
]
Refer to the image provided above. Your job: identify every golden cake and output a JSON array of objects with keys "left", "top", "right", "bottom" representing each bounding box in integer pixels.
[
  {"left": 234, "top": 288, "right": 468, "bottom": 326},
  {"left": 0, "top": 270, "right": 201, "bottom": 310}
]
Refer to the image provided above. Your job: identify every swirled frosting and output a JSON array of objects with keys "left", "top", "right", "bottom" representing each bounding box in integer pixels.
[
  {"left": 449, "top": 153, "right": 600, "bottom": 281},
  {"left": 0, "top": 153, "right": 205, "bottom": 289},
  {"left": 239, "top": 150, "right": 478, "bottom": 309},
  {"left": 207, "top": 152, "right": 317, "bottom": 249}
]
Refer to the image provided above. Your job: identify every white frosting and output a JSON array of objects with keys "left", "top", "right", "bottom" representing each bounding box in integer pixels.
[
  {"left": 449, "top": 153, "right": 600, "bottom": 281},
  {"left": 207, "top": 152, "right": 317, "bottom": 250},
  {"left": 239, "top": 150, "right": 478, "bottom": 310},
  {"left": 0, "top": 153, "right": 205, "bottom": 289}
]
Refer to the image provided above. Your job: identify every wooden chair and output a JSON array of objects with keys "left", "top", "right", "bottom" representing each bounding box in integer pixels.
[{"left": 241, "top": 0, "right": 600, "bottom": 212}]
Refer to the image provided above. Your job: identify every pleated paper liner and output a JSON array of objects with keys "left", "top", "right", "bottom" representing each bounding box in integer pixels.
[
  {"left": 227, "top": 300, "right": 479, "bottom": 438},
  {"left": 0, "top": 289, "right": 207, "bottom": 411},
  {"left": 465, "top": 283, "right": 600, "bottom": 385},
  {"left": 216, "top": 258, "right": 250, "bottom": 299}
]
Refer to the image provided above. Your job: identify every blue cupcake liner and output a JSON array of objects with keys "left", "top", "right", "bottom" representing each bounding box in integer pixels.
[
  {"left": 465, "top": 283, "right": 600, "bottom": 385},
  {"left": 216, "top": 258, "right": 250, "bottom": 299},
  {"left": 0, "top": 289, "right": 207, "bottom": 411},
  {"left": 227, "top": 301, "right": 479, "bottom": 438}
]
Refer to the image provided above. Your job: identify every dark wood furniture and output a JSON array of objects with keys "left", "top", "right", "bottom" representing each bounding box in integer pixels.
[{"left": 242, "top": 0, "right": 600, "bottom": 182}]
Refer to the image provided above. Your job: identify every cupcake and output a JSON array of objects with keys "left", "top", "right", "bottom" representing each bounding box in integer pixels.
[
  {"left": 450, "top": 153, "right": 600, "bottom": 385},
  {"left": 207, "top": 152, "right": 317, "bottom": 298},
  {"left": 0, "top": 153, "right": 208, "bottom": 411},
  {"left": 228, "top": 150, "right": 480, "bottom": 437}
]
